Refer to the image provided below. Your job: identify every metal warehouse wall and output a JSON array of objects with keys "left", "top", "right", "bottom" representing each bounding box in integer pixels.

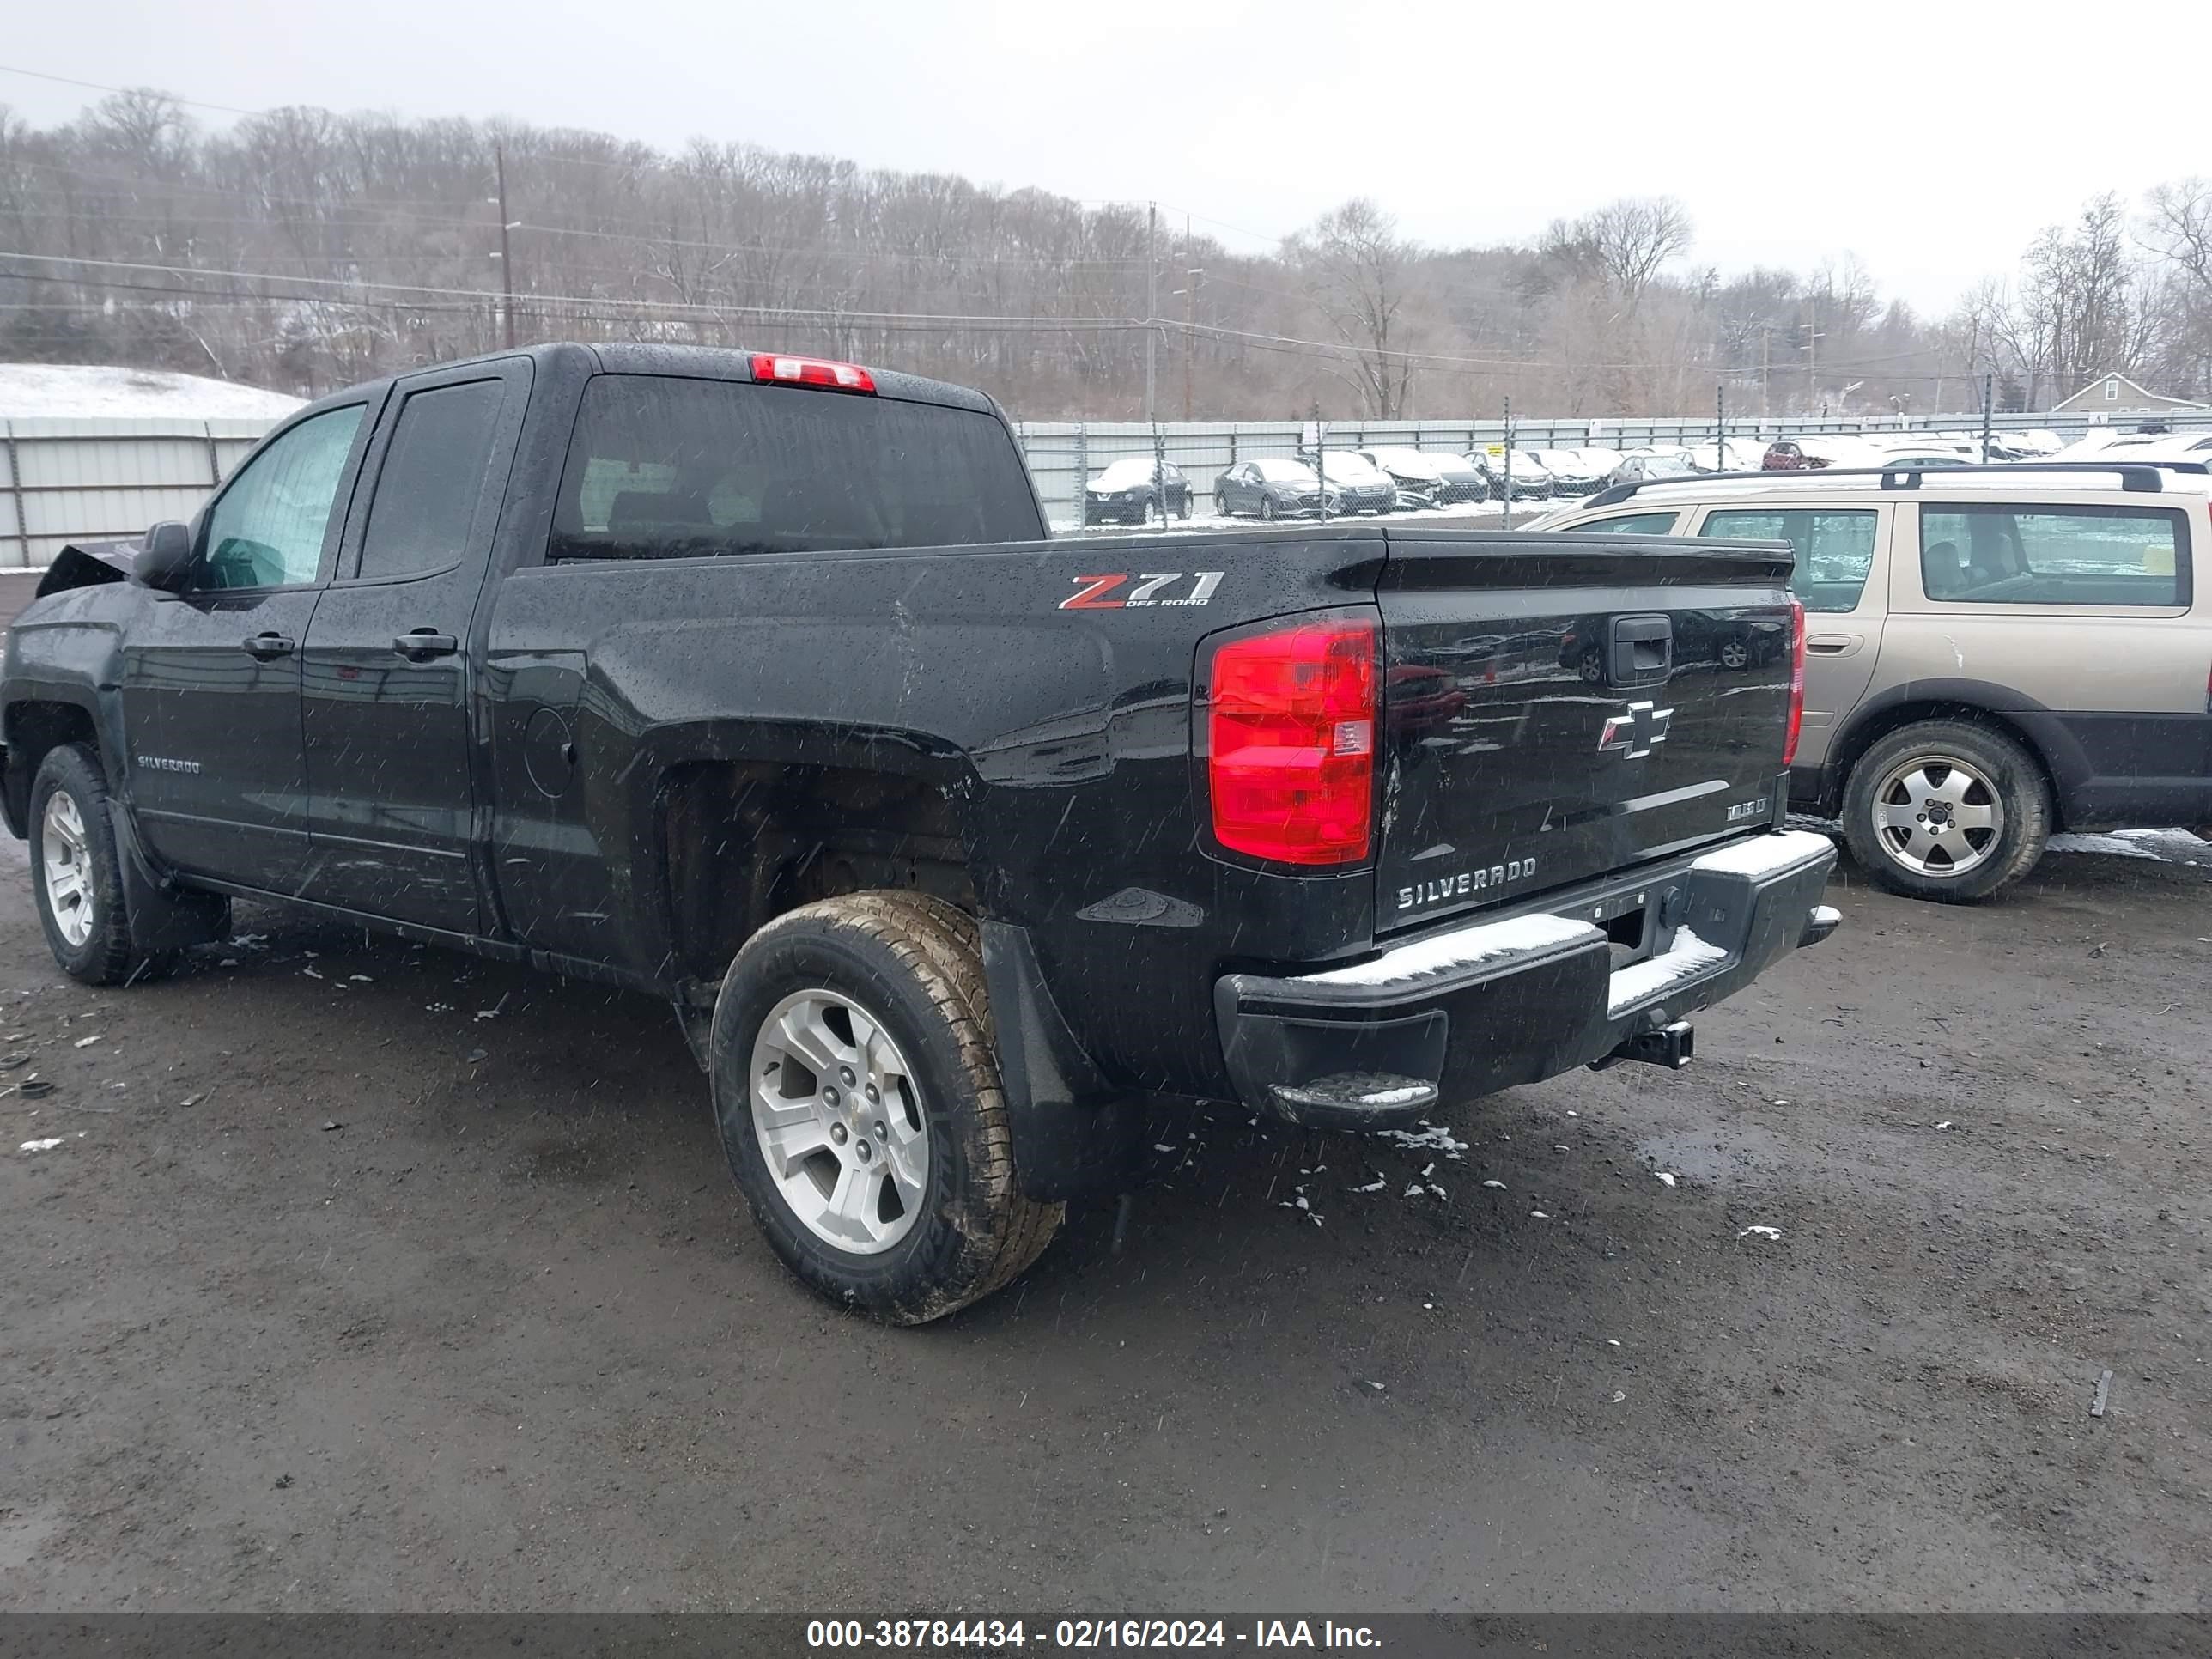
[
  {"left": 0, "top": 419, "right": 272, "bottom": 568},
  {"left": 5, "top": 408, "right": 2211, "bottom": 566}
]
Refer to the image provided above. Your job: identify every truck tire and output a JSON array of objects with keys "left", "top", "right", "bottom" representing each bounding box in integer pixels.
[
  {"left": 708, "top": 891, "right": 1063, "bottom": 1324},
  {"left": 1840, "top": 720, "right": 2050, "bottom": 903},
  {"left": 28, "top": 743, "right": 172, "bottom": 985}
]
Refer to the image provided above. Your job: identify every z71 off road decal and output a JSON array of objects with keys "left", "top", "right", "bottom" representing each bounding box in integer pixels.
[{"left": 1060, "top": 571, "right": 1225, "bottom": 611}]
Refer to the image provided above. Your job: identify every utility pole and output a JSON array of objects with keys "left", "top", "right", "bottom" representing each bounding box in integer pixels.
[
  {"left": 1500, "top": 397, "right": 1512, "bottom": 530},
  {"left": 1182, "top": 216, "right": 1196, "bottom": 423},
  {"left": 1760, "top": 325, "right": 1771, "bottom": 419},
  {"left": 1716, "top": 384, "right": 1726, "bottom": 468},
  {"left": 493, "top": 143, "right": 517, "bottom": 350},
  {"left": 1981, "top": 373, "right": 1995, "bottom": 465},
  {"left": 1805, "top": 295, "right": 1817, "bottom": 416},
  {"left": 1145, "top": 202, "right": 1158, "bottom": 423}
]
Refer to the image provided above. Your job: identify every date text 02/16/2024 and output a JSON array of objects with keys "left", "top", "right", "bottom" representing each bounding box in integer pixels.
[{"left": 805, "top": 1620, "right": 1382, "bottom": 1650}]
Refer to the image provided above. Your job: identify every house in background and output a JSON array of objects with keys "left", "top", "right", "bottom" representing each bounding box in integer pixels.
[{"left": 2049, "top": 372, "right": 2209, "bottom": 422}]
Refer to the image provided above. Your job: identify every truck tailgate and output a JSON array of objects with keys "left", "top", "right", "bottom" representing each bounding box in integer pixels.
[{"left": 1375, "top": 532, "right": 1796, "bottom": 935}]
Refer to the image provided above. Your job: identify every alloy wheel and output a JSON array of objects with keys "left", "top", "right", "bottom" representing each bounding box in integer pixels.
[
  {"left": 1871, "top": 754, "right": 2004, "bottom": 878},
  {"left": 40, "top": 789, "right": 95, "bottom": 948},
  {"left": 750, "top": 988, "right": 928, "bottom": 1255}
]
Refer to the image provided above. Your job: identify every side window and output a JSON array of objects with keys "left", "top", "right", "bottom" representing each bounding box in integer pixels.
[
  {"left": 356, "top": 380, "right": 507, "bottom": 581},
  {"left": 1919, "top": 505, "right": 2186, "bottom": 606},
  {"left": 197, "top": 406, "right": 364, "bottom": 592},
  {"left": 1564, "top": 511, "right": 1680, "bottom": 536},
  {"left": 1701, "top": 507, "right": 1879, "bottom": 613}
]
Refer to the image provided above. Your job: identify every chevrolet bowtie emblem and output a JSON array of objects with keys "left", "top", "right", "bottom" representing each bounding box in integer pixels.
[{"left": 1599, "top": 700, "right": 1673, "bottom": 758}]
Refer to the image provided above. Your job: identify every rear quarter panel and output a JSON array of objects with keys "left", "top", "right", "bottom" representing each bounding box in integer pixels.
[{"left": 486, "top": 527, "right": 1389, "bottom": 1097}]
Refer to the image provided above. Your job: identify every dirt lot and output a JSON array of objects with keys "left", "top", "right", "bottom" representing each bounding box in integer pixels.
[{"left": 1, "top": 834, "right": 2208, "bottom": 1614}]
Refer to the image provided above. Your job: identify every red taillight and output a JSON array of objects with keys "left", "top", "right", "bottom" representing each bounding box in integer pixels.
[
  {"left": 1782, "top": 598, "right": 1807, "bottom": 768},
  {"left": 1207, "top": 619, "right": 1377, "bottom": 866},
  {"left": 749, "top": 354, "right": 876, "bottom": 393}
]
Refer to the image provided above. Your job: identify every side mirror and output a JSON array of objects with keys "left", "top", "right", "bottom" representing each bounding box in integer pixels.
[{"left": 132, "top": 520, "right": 195, "bottom": 592}]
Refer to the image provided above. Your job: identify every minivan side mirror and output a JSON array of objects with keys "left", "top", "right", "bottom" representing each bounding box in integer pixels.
[{"left": 132, "top": 520, "right": 195, "bottom": 592}]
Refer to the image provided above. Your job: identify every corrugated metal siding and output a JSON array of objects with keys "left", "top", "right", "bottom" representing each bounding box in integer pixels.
[{"left": 0, "top": 417, "right": 271, "bottom": 568}]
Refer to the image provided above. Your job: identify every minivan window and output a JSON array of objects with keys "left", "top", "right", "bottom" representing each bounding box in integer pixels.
[
  {"left": 548, "top": 375, "right": 1043, "bottom": 562},
  {"left": 1564, "top": 511, "right": 1680, "bottom": 536},
  {"left": 358, "top": 380, "right": 507, "bottom": 580},
  {"left": 1702, "top": 507, "right": 1879, "bottom": 613},
  {"left": 1919, "top": 505, "right": 2186, "bottom": 606}
]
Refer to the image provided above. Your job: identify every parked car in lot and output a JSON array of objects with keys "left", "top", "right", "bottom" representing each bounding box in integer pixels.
[
  {"left": 1312, "top": 452, "right": 1400, "bottom": 515},
  {"left": 0, "top": 340, "right": 1839, "bottom": 1323},
  {"left": 1528, "top": 449, "right": 1611, "bottom": 495},
  {"left": 1083, "top": 457, "right": 1191, "bottom": 524},
  {"left": 1604, "top": 448, "right": 1694, "bottom": 488},
  {"left": 1358, "top": 447, "right": 1488, "bottom": 507},
  {"left": 1537, "top": 460, "right": 2212, "bottom": 902},
  {"left": 1215, "top": 458, "right": 1340, "bottom": 520},
  {"left": 1468, "top": 449, "right": 1553, "bottom": 500},
  {"left": 1686, "top": 439, "right": 1771, "bottom": 474}
]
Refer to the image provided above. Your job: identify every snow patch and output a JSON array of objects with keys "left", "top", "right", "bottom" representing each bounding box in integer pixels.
[
  {"left": 1687, "top": 829, "right": 1833, "bottom": 879},
  {"left": 1303, "top": 912, "right": 1600, "bottom": 989},
  {"left": 1376, "top": 1122, "right": 1468, "bottom": 1159},
  {"left": 1738, "top": 1224, "right": 1784, "bottom": 1241},
  {"left": 1607, "top": 925, "right": 1729, "bottom": 1012},
  {"left": 0, "top": 362, "right": 301, "bottom": 421}
]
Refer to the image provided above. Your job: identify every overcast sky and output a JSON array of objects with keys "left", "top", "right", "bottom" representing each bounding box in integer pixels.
[{"left": 5, "top": 0, "right": 2205, "bottom": 313}]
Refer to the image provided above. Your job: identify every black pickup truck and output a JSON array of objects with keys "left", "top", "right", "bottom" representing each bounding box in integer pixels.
[{"left": 1, "top": 343, "right": 1838, "bottom": 1322}]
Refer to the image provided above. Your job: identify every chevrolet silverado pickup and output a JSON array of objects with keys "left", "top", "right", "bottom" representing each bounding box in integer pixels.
[{"left": 1, "top": 343, "right": 1838, "bottom": 1322}]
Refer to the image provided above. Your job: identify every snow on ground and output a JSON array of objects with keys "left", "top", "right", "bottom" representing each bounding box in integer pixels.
[
  {"left": 1791, "top": 817, "right": 2209, "bottom": 868},
  {"left": 0, "top": 363, "right": 302, "bottom": 421}
]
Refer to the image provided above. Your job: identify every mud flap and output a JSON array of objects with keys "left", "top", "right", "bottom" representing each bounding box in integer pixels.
[
  {"left": 981, "top": 921, "right": 1147, "bottom": 1201},
  {"left": 108, "top": 805, "right": 229, "bottom": 954}
]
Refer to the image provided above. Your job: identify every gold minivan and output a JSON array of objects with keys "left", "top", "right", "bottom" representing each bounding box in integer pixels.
[{"left": 1533, "top": 463, "right": 2212, "bottom": 901}]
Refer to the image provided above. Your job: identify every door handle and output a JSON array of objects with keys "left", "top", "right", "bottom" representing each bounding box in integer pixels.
[
  {"left": 241, "top": 632, "right": 295, "bottom": 659},
  {"left": 392, "top": 629, "right": 459, "bottom": 660},
  {"left": 1806, "top": 633, "right": 1864, "bottom": 657}
]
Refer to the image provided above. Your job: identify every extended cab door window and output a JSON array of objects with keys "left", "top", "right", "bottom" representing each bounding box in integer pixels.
[{"left": 299, "top": 366, "right": 526, "bottom": 934}]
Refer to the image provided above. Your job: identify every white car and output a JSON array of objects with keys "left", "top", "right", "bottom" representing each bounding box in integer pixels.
[{"left": 1685, "top": 439, "right": 1770, "bottom": 474}]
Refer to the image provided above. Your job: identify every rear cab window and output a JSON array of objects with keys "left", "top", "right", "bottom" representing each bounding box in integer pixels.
[
  {"left": 1917, "top": 503, "right": 2191, "bottom": 609},
  {"left": 1698, "top": 506, "right": 1882, "bottom": 614},
  {"left": 546, "top": 374, "right": 1043, "bottom": 564}
]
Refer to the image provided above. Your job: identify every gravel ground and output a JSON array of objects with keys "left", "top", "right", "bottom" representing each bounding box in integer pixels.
[{"left": 1, "top": 834, "right": 2207, "bottom": 1613}]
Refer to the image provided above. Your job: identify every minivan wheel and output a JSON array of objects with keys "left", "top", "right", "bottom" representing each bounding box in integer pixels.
[
  {"left": 709, "top": 891, "right": 1063, "bottom": 1324},
  {"left": 1841, "top": 720, "right": 2050, "bottom": 902}
]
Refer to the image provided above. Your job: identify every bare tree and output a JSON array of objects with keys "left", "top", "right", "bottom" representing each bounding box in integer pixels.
[{"left": 1286, "top": 199, "right": 1418, "bottom": 418}]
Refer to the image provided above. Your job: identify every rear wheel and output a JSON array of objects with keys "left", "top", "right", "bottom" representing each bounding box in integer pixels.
[
  {"left": 710, "top": 892, "right": 1063, "bottom": 1324},
  {"left": 1841, "top": 720, "right": 2050, "bottom": 902}
]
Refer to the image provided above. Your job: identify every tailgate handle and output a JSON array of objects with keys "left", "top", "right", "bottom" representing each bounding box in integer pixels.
[{"left": 1609, "top": 615, "right": 1673, "bottom": 685}]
